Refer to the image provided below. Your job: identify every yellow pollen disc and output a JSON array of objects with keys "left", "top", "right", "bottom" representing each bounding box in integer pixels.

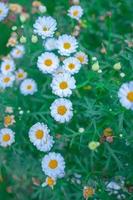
[
  {"left": 127, "top": 91, "right": 133, "bottom": 102},
  {"left": 48, "top": 160, "right": 58, "bottom": 169},
  {"left": 43, "top": 26, "right": 48, "bottom": 32},
  {"left": 5, "top": 64, "right": 11, "bottom": 70},
  {"left": 77, "top": 56, "right": 84, "bottom": 63},
  {"left": 3, "top": 134, "right": 11, "bottom": 142},
  {"left": 63, "top": 42, "right": 71, "bottom": 49},
  {"left": 17, "top": 73, "right": 24, "bottom": 78},
  {"left": 0, "top": 9, "right": 3, "bottom": 14},
  {"left": 27, "top": 85, "right": 32, "bottom": 90},
  {"left": 3, "top": 77, "right": 10, "bottom": 83},
  {"left": 4, "top": 116, "right": 12, "bottom": 125},
  {"left": 57, "top": 105, "right": 67, "bottom": 115},
  {"left": 59, "top": 81, "right": 68, "bottom": 89},
  {"left": 35, "top": 130, "right": 44, "bottom": 139},
  {"left": 68, "top": 63, "right": 75, "bottom": 70},
  {"left": 73, "top": 10, "right": 79, "bottom": 16},
  {"left": 47, "top": 177, "right": 55, "bottom": 186},
  {"left": 44, "top": 59, "right": 53, "bottom": 67},
  {"left": 16, "top": 50, "right": 21, "bottom": 55}
]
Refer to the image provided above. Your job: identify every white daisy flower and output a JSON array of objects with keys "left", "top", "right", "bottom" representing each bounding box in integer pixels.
[
  {"left": 42, "top": 176, "right": 56, "bottom": 189},
  {"left": 51, "top": 73, "right": 76, "bottom": 97},
  {"left": 0, "top": 73, "right": 15, "bottom": 89},
  {"left": 118, "top": 81, "right": 133, "bottom": 110},
  {"left": 63, "top": 57, "right": 81, "bottom": 74},
  {"left": 41, "top": 152, "right": 65, "bottom": 178},
  {"left": 37, "top": 52, "right": 59, "bottom": 74},
  {"left": 0, "top": 2, "right": 9, "bottom": 22},
  {"left": 52, "top": 66, "right": 66, "bottom": 77},
  {"left": 0, "top": 128, "right": 15, "bottom": 147},
  {"left": 75, "top": 51, "right": 88, "bottom": 64},
  {"left": 44, "top": 38, "right": 57, "bottom": 51},
  {"left": 29, "top": 122, "right": 54, "bottom": 152},
  {"left": 20, "top": 78, "right": 37, "bottom": 95},
  {"left": 57, "top": 34, "right": 78, "bottom": 56},
  {"left": 50, "top": 98, "right": 73, "bottom": 123},
  {"left": 33, "top": 16, "right": 57, "bottom": 39},
  {"left": 1, "top": 59, "right": 15, "bottom": 74},
  {"left": 37, "top": 135, "right": 54, "bottom": 152},
  {"left": 15, "top": 68, "right": 27, "bottom": 81},
  {"left": 11, "top": 45, "right": 25, "bottom": 59},
  {"left": 68, "top": 5, "right": 83, "bottom": 21}
]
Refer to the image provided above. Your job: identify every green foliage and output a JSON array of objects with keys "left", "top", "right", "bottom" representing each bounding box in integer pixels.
[{"left": 0, "top": 0, "right": 133, "bottom": 200}]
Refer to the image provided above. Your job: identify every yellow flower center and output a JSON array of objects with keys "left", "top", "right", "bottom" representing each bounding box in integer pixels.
[
  {"left": 68, "top": 63, "right": 75, "bottom": 70},
  {"left": 4, "top": 116, "right": 12, "bottom": 126},
  {"left": 46, "top": 177, "right": 55, "bottom": 186},
  {"left": 127, "top": 91, "right": 133, "bottom": 102},
  {"left": 48, "top": 160, "right": 58, "bottom": 169},
  {"left": 83, "top": 187, "right": 95, "bottom": 198},
  {"left": 77, "top": 56, "right": 84, "bottom": 63},
  {"left": 44, "top": 59, "right": 53, "bottom": 67},
  {"left": 27, "top": 85, "right": 32, "bottom": 90},
  {"left": 16, "top": 50, "right": 21, "bottom": 55},
  {"left": 35, "top": 130, "right": 44, "bottom": 139},
  {"left": 3, "top": 134, "right": 11, "bottom": 142},
  {"left": 73, "top": 10, "right": 79, "bottom": 16},
  {"left": 63, "top": 42, "right": 71, "bottom": 49},
  {"left": 17, "top": 73, "right": 24, "bottom": 78},
  {"left": 43, "top": 26, "right": 48, "bottom": 32},
  {"left": 3, "top": 77, "right": 10, "bottom": 83},
  {"left": 5, "top": 64, "right": 11, "bottom": 71},
  {"left": 59, "top": 81, "right": 68, "bottom": 89},
  {"left": 57, "top": 105, "right": 67, "bottom": 115},
  {"left": 0, "top": 9, "right": 3, "bottom": 14}
]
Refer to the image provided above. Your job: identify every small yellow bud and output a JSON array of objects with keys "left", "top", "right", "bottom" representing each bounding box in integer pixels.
[
  {"left": 20, "top": 36, "right": 26, "bottom": 43},
  {"left": 113, "top": 62, "right": 121, "bottom": 71},
  {"left": 88, "top": 141, "right": 100, "bottom": 150},
  {"left": 31, "top": 35, "right": 38, "bottom": 43},
  {"left": 92, "top": 61, "right": 100, "bottom": 71},
  {"left": 20, "top": 15, "right": 26, "bottom": 23},
  {"left": 11, "top": 26, "right": 17, "bottom": 31}
]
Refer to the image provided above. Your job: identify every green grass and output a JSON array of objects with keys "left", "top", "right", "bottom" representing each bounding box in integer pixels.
[{"left": 0, "top": 0, "right": 133, "bottom": 199}]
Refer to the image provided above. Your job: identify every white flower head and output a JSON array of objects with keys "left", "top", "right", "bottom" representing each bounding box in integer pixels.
[
  {"left": 11, "top": 45, "right": 25, "bottom": 59},
  {"left": 15, "top": 68, "right": 27, "bottom": 81},
  {"left": 0, "top": 2, "right": 9, "bottom": 22},
  {"left": 20, "top": 78, "right": 37, "bottom": 95},
  {"left": 75, "top": 51, "right": 88, "bottom": 64},
  {"left": 0, "top": 128, "right": 15, "bottom": 147},
  {"left": 57, "top": 34, "right": 78, "bottom": 56},
  {"left": 41, "top": 152, "right": 65, "bottom": 178},
  {"left": 33, "top": 16, "right": 57, "bottom": 39},
  {"left": 43, "top": 176, "right": 56, "bottom": 188},
  {"left": 29, "top": 122, "right": 54, "bottom": 152},
  {"left": 0, "top": 73, "right": 15, "bottom": 89},
  {"left": 51, "top": 73, "right": 76, "bottom": 97},
  {"left": 52, "top": 66, "right": 66, "bottom": 77},
  {"left": 1, "top": 59, "right": 15, "bottom": 74},
  {"left": 44, "top": 38, "right": 57, "bottom": 51},
  {"left": 118, "top": 81, "right": 133, "bottom": 110},
  {"left": 50, "top": 98, "right": 73, "bottom": 123},
  {"left": 37, "top": 52, "right": 59, "bottom": 74},
  {"left": 63, "top": 57, "right": 81, "bottom": 74},
  {"left": 68, "top": 5, "right": 83, "bottom": 21}
]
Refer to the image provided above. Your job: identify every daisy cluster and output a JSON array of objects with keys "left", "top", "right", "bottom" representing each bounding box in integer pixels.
[
  {"left": 0, "top": 0, "right": 132, "bottom": 197},
  {"left": 0, "top": 44, "right": 38, "bottom": 95},
  {"left": 34, "top": 12, "right": 88, "bottom": 124},
  {"left": 0, "top": 0, "right": 88, "bottom": 188},
  {"left": 29, "top": 122, "right": 65, "bottom": 186}
]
